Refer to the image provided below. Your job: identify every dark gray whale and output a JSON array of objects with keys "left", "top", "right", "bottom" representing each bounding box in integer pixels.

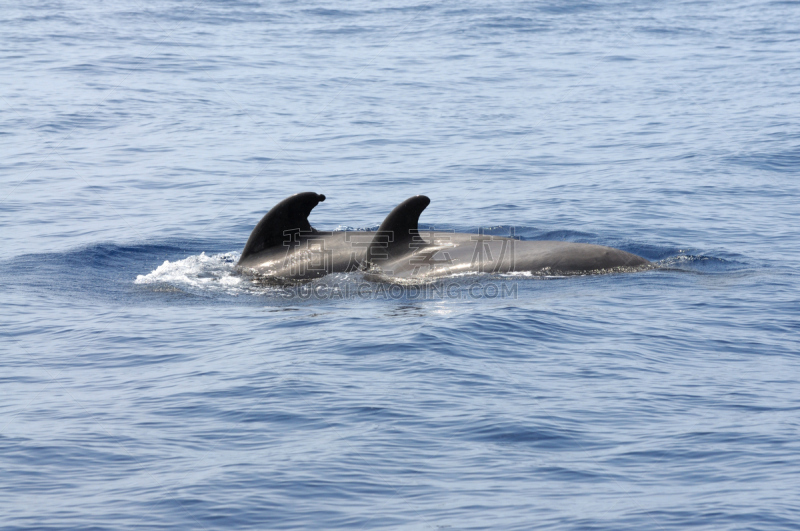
[
  {"left": 362, "top": 195, "right": 651, "bottom": 281},
  {"left": 237, "top": 192, "right": 651, "bottom": 281},
  {"left": 237, "top": 192, "right": 373, "bottom": 280}
]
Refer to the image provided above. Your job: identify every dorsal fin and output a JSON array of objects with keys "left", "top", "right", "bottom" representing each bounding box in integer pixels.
[
  {"left": 239, "top": 192, "right": 325, "bottom": 262},
  {"left": 366, "top": 195, "right": 430, "bottom": 264}
]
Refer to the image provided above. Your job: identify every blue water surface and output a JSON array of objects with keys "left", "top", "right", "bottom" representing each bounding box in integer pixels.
[{"left": 1, "top": 1, "right": 799, "bottom": 529}]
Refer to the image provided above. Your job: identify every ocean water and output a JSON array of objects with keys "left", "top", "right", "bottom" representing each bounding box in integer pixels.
[{"left": 1, "top": 0, "right": 799, "bottom": 529}]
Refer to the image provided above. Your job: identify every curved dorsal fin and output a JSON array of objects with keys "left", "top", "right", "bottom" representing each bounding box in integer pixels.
[
  {"left": 366, "top": 195, "right": 430, "bottom": 264},
  {"left": 239, "top": 192, "right": 326, "bottom": 262}
]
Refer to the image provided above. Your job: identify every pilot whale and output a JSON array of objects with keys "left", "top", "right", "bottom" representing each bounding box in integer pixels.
[
  {"left": 237, "top": 192, "right": 651, "bottom": 281},
  {"left": 237, "top": 192, "right": 373, "bottom": 280},
  {"left": 361, "top": 195, "right": 650, "bottom": 281}
]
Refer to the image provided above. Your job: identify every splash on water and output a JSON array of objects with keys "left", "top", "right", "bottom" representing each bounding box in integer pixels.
[{"left": 135, "top": 252, "right": 245, "bottom": 294}]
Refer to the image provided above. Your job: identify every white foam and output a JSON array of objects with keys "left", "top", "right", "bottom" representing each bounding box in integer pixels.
[{"left": 135, "top": 252, "right": 246, "bottom": 294}]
